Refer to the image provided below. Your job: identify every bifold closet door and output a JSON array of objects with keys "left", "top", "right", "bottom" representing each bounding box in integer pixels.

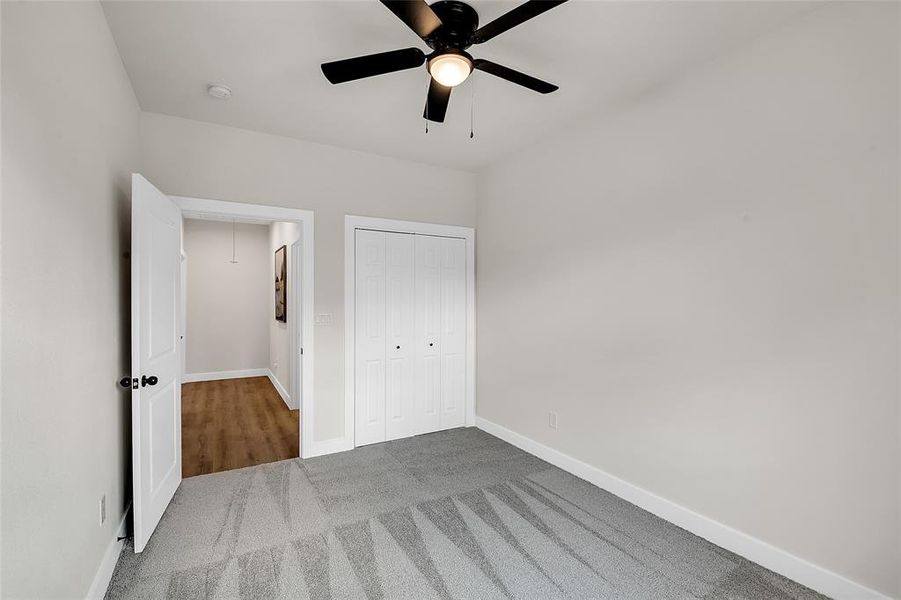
[
  {"left": 357, "top": 229, "right": 466, "bottom": 446},
  {"left": 414, "top": 235, "right": 466, "bottom": 434},
  {"left": 439, "top": 237, "right": 466, "bottom": 429},
  {"left": 355, "top": 230, "right": 387, "bottom": 446},
  {"left": 384, "top": 233, "right": 415, "bottom": 440},
  {"left": 414, "top": 235, "right": 442, "bottom": 434}
]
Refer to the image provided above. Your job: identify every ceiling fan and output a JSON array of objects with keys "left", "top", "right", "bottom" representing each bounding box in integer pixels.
[{"left": 321, "top": 0, "right": 568, "bottom": 123}]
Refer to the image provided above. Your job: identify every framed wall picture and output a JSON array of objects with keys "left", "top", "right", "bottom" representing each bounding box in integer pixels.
[{"left": 275, "top": 245, "right": 287, "bottom": 323}]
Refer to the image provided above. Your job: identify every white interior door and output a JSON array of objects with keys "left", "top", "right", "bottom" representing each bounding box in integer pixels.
[
  {"left": 131, "top": 174, "right": 182, "bottom": 553},
  {"left": 385, "top": 233, "right": 415, "bottom": 440},
  {"left": 355, "top": 230, "right": 387, "bottom": 446},
  {"left": 440, "top": 237, "right": 466, "bottom": 429},
  {"left": 414, "top": 235, "right": 442, "bottom": 435}
]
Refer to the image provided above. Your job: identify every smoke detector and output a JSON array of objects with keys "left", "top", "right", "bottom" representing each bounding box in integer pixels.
[{"left": 207, "top": 83, "right": 232, "bottom": 99}]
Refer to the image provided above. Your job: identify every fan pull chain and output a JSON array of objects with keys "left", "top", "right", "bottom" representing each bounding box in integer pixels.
[{"left": 469, "top": 74, "right": 476, "bottom": 139}]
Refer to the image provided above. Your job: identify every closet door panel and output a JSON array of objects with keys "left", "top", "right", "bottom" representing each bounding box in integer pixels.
[
  {"left": 414, "top": 235, "right": 442, "bottom": 434},
  {"left": 355, "top": 230, "right": 387, "bottom": 446},
  {"left": 385, "top": 233, "right": 415, "bottom": 441},
  {"left": 440, "top": 237, "right": 466, "bottom": 429}
]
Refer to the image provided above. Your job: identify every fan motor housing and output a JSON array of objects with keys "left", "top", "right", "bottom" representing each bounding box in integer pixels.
[{"left": 426, "top": 1, "right": 480, "bottom": 50}]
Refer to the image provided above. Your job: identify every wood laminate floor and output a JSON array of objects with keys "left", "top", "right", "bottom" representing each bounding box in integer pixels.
[{"left": 181, "top": 376, "right": 299, "bottom": 477}]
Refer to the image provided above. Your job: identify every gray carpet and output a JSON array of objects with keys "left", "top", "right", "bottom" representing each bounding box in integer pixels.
[{"left": 106, "top": 428, "right": 826, "bottom": 600}]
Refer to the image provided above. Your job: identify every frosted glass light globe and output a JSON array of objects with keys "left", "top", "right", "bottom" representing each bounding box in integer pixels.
[{"left": 428, "top": 53, "right": 472, "bottom": 87}]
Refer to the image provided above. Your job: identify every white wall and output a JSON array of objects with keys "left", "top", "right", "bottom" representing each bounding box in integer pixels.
[
  {"left": 269, "top": 221, "right": 300, "bottom": 408},
  {"left": 139, "top": 112, "right": 478, "bottom": 444},
  {"left": 0, "top": 1, "right": 141, "bottom": 597},
  {"left": 183, "top": 219, "right": 270, "bottom": 376},
  {"left": 477, "top": 3, "right": 899, "bottom": 598}
]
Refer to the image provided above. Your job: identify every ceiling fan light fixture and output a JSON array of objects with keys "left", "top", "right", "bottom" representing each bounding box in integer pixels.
[
  {"left": 428, "top": 52, "right": 472, "bottom": 87},
  {"left": 320, "top": 0, "right": 568, "bottom": 123}
]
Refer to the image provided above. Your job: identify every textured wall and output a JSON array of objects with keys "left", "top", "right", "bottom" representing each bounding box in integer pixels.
[
  {"left": 1, "top": 1, "right": 141, "bottom": 596},
  {"left": 476, "top": 4, "right": 899, "bottom": 596}
]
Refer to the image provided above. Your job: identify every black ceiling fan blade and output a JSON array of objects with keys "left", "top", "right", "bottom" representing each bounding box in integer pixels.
[
  {"left": 423, "top": 77, "right": 452, "bottom": 122},
  {"left": 470, "top": 0, "right": 568, "bottom": 44},
  {"left": 473, "top": 59, "right": 558, "bottom": 93},
  {"left": 321, "top": 48, "right": 426, "bottom": 84},
  {"left": 380, "top": 0, "right": 443, "bottom": 40}
]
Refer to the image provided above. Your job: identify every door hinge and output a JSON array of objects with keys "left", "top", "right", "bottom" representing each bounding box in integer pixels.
[{"left": 300, "top": 347, "right": 304, "bottom": 355}]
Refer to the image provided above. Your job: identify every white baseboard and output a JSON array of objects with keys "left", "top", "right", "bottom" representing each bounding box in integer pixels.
[
  {"left": 266, "top": 369, "right": 294, "bottom": 410},
  {"left": 85, "top": 504, "right": 130, "bottom": 600},
  {"left": 183, "top": 368, "right": 269, "bottom": 383},
  {"left": 474, "top": 416, "right": 892, "bottom": 600}
]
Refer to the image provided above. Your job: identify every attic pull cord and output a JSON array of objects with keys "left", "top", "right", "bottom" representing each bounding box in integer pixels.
[{"left": 230, "top": 220, "right": 239, "bottom": 264}]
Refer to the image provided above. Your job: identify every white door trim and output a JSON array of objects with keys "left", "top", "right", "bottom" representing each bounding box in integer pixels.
[
  {"left": 289, "top": 240, "right": 302, "bottom": 411},
  {"left": 171, "top": 195, "right": 316, "bottom": 458},
  {"left": 344, "top": 216, "right": 476, "bottom": 451},
  {"left": 179, "top": 253, "right": 187, "bottom": 384}
]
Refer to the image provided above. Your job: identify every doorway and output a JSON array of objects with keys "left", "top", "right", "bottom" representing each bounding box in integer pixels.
[
  {"left": 174, "top": 196, "right": 314, "bottom": 460},
  {"left": 179, "top": 217, "right": 300, "bottom": 476}
]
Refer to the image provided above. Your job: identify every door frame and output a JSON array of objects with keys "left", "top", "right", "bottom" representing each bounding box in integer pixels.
[
  {"left": 289, "top": 240, "right": 302, "bottom": 410},
  {"left": 171, "top": 195, "right": 316, "bottom": 458},
  {"left": 343, "top": 215, "right": 476, "bottom": 450}
]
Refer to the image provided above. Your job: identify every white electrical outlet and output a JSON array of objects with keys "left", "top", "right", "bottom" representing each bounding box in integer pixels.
[
  {"left": 548, "top": 411, "right": 558, "bottom": 430},
  {"left": 100, "top": 494, "right": 106, "bottom": 526}
]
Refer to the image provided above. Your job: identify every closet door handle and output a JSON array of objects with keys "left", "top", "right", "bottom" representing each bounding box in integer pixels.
[
  {"left": 141, "top": 375, "right": 159, "bottom": 387},
  {"left": 429, "top": 342, "right": 434, "bottom": 347},
  {"left": 396, "top": 345, "right": 401, "bottom": 350}
]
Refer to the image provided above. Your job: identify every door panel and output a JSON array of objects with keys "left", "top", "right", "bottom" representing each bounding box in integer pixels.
[
  {"left": 364, "top": 360, "right": 383, "bottom": 424},
  {"left": 355, "top": 230, "right": 387, "bottom": 446},
  {"left": 149, "top": 381, "right": 177, "bottom": 489},
  {"left": 414, "top": 235, "right": 442, "bottom": 434},
  {"left": 385, "top": 233, "right": 415, "bottom": 440},
  {"left": 132, "top": 174, "right": 182, "bottom": 553},
  {"left": 440, "top": 237, "right": 466, "bottom": 429}
]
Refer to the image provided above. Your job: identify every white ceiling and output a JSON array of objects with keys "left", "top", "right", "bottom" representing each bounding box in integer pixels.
[{"left": 102, "top": 1, "right": 814, "bottom": 172}]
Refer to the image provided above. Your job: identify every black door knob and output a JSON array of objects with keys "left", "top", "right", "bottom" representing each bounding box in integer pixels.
[
  {"left": 396, "top": 345, "right": 401, "bottom": 350},
  {"left": 119, "top": 377, "right": 132, "bottom": 389},
  {"left": 429, "top": 342, "right": 434, "bottom": 347},
  {"left": 141, "top": 375, "right": 159, "bottom": 387}
]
